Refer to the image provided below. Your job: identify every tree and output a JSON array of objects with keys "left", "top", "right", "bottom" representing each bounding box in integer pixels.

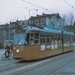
[
  {"left": 62, "top": 14, "right": 67, "bottom": 31},
  {"left": 67, "top": 12, "right": 75, "bottom": 26},
  {"left": 62, "top": 12, "right": 75, "bottom": 31}
]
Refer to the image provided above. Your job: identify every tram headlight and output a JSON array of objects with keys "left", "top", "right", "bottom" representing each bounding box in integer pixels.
[{"left": 16, "top": 49, "right": 20, "bottom": 53}]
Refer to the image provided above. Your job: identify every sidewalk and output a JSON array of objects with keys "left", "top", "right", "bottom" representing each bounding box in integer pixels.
[{"left": 0, "top": 49, "right": 5, "bottom": 54}]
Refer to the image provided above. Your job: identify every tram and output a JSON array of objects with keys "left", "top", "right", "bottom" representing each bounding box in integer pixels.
[{"left": 13, "top": 26, "right": 74, "bottom": 60}]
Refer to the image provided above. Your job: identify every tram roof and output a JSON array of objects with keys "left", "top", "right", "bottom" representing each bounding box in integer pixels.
[
  {"left": 26, "top": 27, "right": 61, "bottom": 34},
  {"left": 15, "top": 26, "right": 74, "bottom": 35},
  {"left": 43, "top": 27, "right": 74, "bottom": 35},
  {"left": 63, "top": 31, "right": 74, "bottom": 35},
  {"left": 43, "top": 27, "right": 61, "bottom": 33}
]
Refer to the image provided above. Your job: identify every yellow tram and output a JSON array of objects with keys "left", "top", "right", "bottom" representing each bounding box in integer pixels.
[{"left": 13, "top": 27, "right": 74, "bottom": 60}]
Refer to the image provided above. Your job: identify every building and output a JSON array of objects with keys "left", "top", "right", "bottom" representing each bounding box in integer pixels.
[
  {"left": 29, "top": 13, "right": 64, "bottom": 30},
  {"left": 0, "top": 19, "right": 29, "bottom": 43},
  {"left": 0, "top": 13, "right": 68, "bottom": 46}
]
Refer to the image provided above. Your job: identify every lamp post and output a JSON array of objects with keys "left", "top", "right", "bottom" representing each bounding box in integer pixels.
[
  {"left": 45, "top": 9, "right": 50, "bottom": 14},
  {"left": 29, "top": 9, "right": 38, "bottom": 19},
  {"left": 9, "top": 25, "right": 10, "bottom": 41},
  {"left": 24, "top": 7, "right": 28, "bottom": 20},
  {"left": 4, "top": 26, "right": 5, "bottom": 43},
  {"left": 29, "top": 9, "right": 38, "bottom": 27},
  {"left": 2, "top": 26, "right": 6, "bottom": 45}
]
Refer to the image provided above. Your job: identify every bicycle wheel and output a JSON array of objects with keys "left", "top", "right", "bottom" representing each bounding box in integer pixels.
[
  {"left": 5, "top": 50, "right": 9, "bottom": 58},
  {"left": 2, "top": 53, "right": 5, "bottom": 61},
  {"left": 9, "top": 52, "right": 13, "bottom": 59}
]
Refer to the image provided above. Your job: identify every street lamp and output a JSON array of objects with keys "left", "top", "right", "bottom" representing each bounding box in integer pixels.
[
  {"left": 28, "top": 9, "right": 38, "bottom": 27},
  {"left": 45, "top": 9, "right": 50, "bottom": 14},
  {"left": 24, "top": 7, "right": 28, "bottom": 20},
  {"left": 29, "top": 9, "right": 38, "bottom": 19},
  {"left": 9, "top": 25, "right": 10, "bottom": 41}
]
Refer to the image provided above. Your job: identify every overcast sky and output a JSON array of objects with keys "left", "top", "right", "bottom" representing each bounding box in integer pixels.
[{"left": 0, "top": 0, "right": 75, "bottom": 24}]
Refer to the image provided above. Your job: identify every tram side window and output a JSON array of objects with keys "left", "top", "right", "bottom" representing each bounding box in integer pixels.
[
  {"left": 58, "top": 35, "right": 61, "bottom": 43},
  {"left": 67, "top": 36, "right": 70, "bottom": 43},
  {"left": 30, "top": 38, "right": 34, "bottom": 45},
  {"left": 40, "top": 38, "right": 45, "bottom": 44},
  {"left": 63, "top": 36, "right": 65, "bottom": 43},
  {"left": 69, "top": 36, "right": 73, "bottom": 45},
  {"left": 54, "top": 35, "right": 58, "bottom": 44},
  {"left": 34, "top": 33, "right": 40, "bottom": 45},
  {"left": 64, "top": 35, "right": 68, "bottom": 43},
  {"left": 49, "top": 35, "right": 52, "bottom": 43},
  {"left": 40, "top": 34, "right": 45, "bottom": 44},
  {"left": 66, "top": 36, "right": 69, "bottom": 42},
  {"left": 29, "top": 33, "right": 34, "bottom": 45},
  {"left": 26, "top": 33, "right": 29, "bottom": 44},
  {"left": 30, "top": 33, "right": 34, "bottom": 37},
  {"left": 40, "top": 34, "right": 45, "bottom": 37},
  {"left": 35, "top": 33, "right": 39, "bottom": 39},
  {"left": 46, "top": 38, "right": 50, "bottom": 43},
  {"left": 46, "top": 34, "right": 50, "bottom": 44},
  {"left": 71, "top": 36, "right": 73, "bottom": 42},
  {"left": 50, "top": 35, "right": 55, "bottom": 44},
  {"left": 35, "top": 40, "right": 39, "bottom": 44},
  {"left": 66, "top": 35, "right": 71, "bottom": 46},
  {"left": 68, "top": 36, "right": 70, "bottom": 44}
]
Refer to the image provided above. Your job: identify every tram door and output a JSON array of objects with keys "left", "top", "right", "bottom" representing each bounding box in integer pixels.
[{"left": 29, "top": 32, "right": 35, "bottom": 59}]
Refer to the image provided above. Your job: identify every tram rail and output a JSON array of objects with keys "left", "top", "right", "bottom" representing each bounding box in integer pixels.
[{"left": 0, "top": 51, "right": 75, "bottom": 75}]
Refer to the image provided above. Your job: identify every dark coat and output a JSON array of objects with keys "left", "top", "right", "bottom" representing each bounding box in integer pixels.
[{"left": 5, "top": 45, "right": 10, "bottom": 50}]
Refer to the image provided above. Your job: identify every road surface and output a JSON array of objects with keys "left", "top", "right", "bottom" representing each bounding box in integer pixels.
[{"left": 0, "top": 49, "right": 75, "bottom": 75}]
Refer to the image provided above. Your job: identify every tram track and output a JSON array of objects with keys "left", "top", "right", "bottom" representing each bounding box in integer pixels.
[
  {"left": 0, "top": 60, "right": 29, "bottom": 74},
  {"left": 17, "top": 51, "right": 75, "bottom": 75},
  {"left": 0, "top": 59, "right": 52, "bottom": 75},
  {"left": 51, "top": 60, "right": 75, "bottom": 75},
  {"left": 41, "top": 55, "right": 75, "bottom": 75},
  {"left": 41, "top": 51, "right": 75, "bottom": 75},
  {"left": 0, "top": 58, "right": 49, "bottom": 75},
  {"left": 0, "top": 51, "right": 75, "bottom": 75}
]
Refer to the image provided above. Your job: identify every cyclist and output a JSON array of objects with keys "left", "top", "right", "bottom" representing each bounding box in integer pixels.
[
  {"left": 5, "top": 44, "right": 10, "bottom": 57},
  {"left": 10, "top": 42, "right": 13, "bottom": 52}
]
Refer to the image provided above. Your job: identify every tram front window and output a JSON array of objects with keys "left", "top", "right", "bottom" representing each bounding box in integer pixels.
[{"left": 13, "top": 33, "right": 27, "bottom": 45}]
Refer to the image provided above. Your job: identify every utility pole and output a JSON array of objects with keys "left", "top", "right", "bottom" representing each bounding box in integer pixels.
[
  {"left": 9, "top": 25, "right": 10, "bottom": 41},
  {"left": 29, "top": 9, "right": 38, "bottom": 26}
]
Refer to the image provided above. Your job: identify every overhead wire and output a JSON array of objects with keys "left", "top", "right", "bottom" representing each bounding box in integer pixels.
[
  {"left": 22, "top": 0, "right": 53, "bottom": 13},
  {"left": 63, "top": 0, "right": 75, "bottom": 10}
]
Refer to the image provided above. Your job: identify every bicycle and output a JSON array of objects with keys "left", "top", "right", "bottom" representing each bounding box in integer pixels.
[{"left": 2, "top": 49, "right": 12, "bottom": 61}]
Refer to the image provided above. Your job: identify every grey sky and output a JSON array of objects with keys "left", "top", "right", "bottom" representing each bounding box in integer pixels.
[{"left": 0, "top": 0, "right": 75, "bottom": 24}]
